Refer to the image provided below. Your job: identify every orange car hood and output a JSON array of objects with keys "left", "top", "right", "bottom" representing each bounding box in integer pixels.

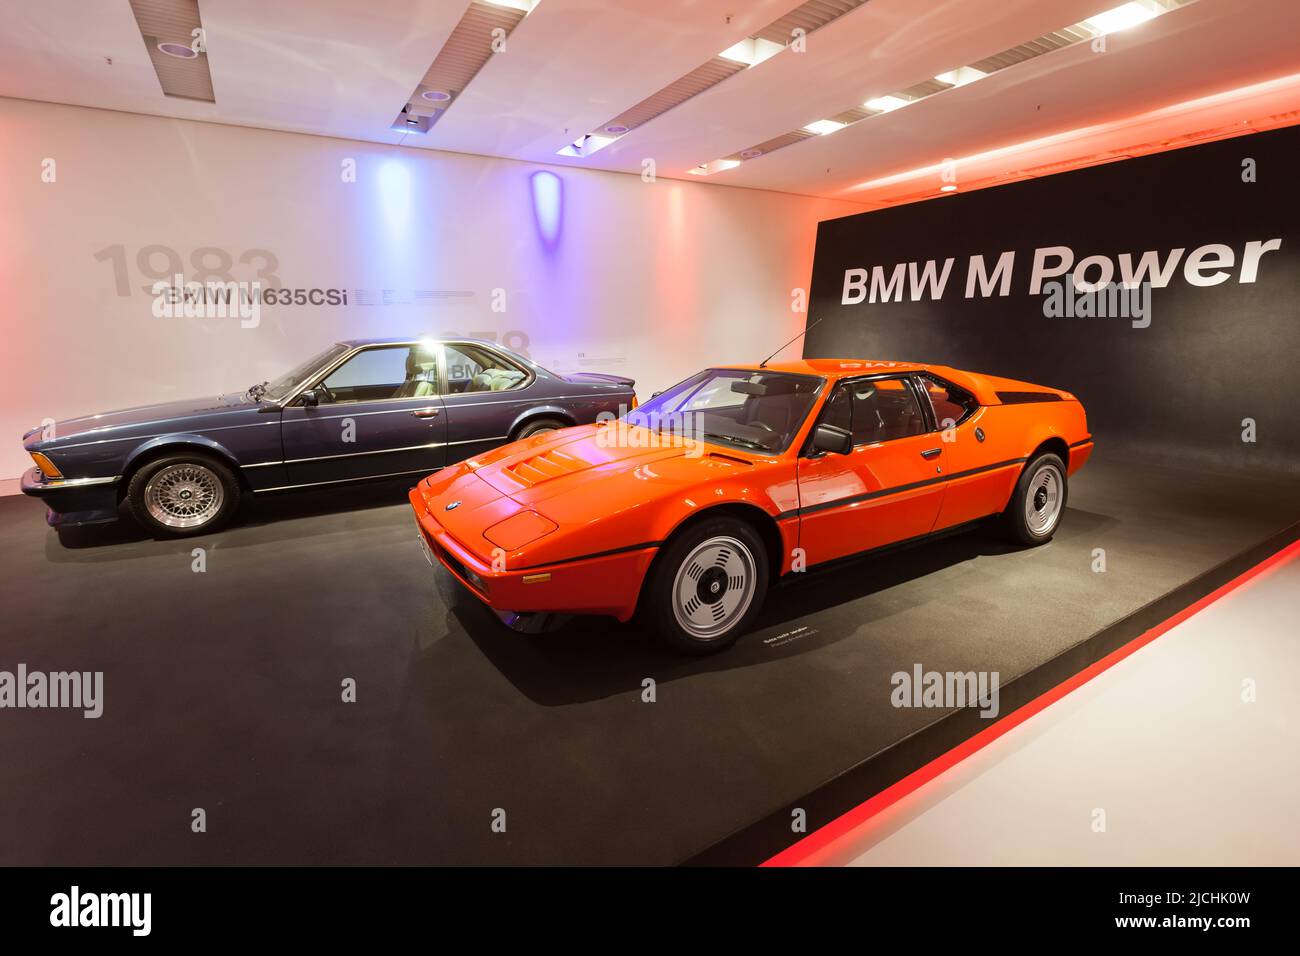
[{"left": 470, "top": 423, "right": 721, "bottom": 508}]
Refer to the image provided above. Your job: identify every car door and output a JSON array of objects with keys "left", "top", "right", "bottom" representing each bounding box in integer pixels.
[
  {"left": 437, "top": 341, "right": 536, "bottom": 464},
  {"left": 796, "top": 375, "right": 947, "bottom": 567},
  {"left": 918, "top": 373, "right": 1012, "bottom": 530},
  {"left": 280, "top": 343, "right": 447, "bottom": 486}
]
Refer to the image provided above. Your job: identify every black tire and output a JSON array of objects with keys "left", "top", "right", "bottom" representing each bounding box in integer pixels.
[
  {"left": 639, "top": 516, "right": 770, "bottom": 655},
  {"left": 1003, "top": 451, "right": 1068, "bottom": 545},
  {"left": 515, "top": 417, "right": 568, "bottom": 440},
  {"left": 126, "top": 452, "right": 241, "bottom": 538}
]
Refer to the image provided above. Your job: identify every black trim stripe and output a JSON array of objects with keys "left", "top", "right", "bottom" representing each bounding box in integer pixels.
[
  {"left": 515, "top": 541, "right": 662, "bottom": 571},
  {"left": 776, "top": 456, "right": 1028, "bottom": 521},
  {"left": 1069, "top": 436, "right": 1094, "bottom": 448},
  {"left": 996, "top": 390, "right": 1063, "bottom": 404}
]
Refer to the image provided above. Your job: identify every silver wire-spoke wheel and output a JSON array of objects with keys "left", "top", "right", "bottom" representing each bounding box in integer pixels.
[
  {"left": 144, "top": 463, "right": 225, "bottom": 529},
  {"left": 1023, "top": 462, "right": 1064, "bottom": 536},
  {"left": 670, "top": 535, "right": 757, "bottom": 642}
]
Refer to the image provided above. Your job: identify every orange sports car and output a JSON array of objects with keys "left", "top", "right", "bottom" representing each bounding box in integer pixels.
[{"left": 409, "top": 360, "right": 1092, "bottom": 654}]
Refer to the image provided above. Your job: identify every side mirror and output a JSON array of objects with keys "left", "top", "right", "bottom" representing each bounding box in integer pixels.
[
  {"left": 300, "top": 388, "right": 321, "bottom": 407},
  {"left": 811, "top": 424, "right": 853, "bottom": 455}
]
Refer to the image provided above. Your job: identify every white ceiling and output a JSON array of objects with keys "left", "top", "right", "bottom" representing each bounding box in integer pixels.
[{"left": 0, "top": 0, "right": 1297, "bottom": 202}]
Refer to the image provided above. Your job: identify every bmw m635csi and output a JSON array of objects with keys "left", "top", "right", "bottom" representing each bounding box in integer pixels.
[
  {"left": 409, "top": 359, "right": 1092, "bottom": 654},
  {"left": 21, "top": 338, "right": 635, "bottom": 537}
]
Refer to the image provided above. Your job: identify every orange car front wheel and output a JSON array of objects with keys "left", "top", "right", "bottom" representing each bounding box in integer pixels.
[{"left": 639, "top": 516, "right": 770, "bottom": 655}]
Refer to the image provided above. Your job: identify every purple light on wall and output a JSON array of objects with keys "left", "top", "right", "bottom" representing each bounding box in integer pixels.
[{"left": 530, "top": 170, "right": 563, "bottom": 252}]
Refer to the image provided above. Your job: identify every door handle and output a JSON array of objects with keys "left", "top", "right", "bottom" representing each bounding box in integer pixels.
[
  {"left": 920, "top": 447, "right": 942, "bottom": 459},
  {"left": 411, "top": 407, "right": 441, "bottom": 419}
]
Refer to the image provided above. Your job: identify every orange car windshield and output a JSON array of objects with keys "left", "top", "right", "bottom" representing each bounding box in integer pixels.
[{"left": 625, "top": 368, "right": 824, "bottom": 455}]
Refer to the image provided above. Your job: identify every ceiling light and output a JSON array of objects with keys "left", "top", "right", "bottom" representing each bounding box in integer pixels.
[
  {"left": 718, "top": 37, "right": 783, "bottom": 66},
  {"left": 156, "top": 41, "right": 198, "bottom": 59},
  {"left": 555, "top": 133, "right": 614, "bottom": 159},
  {"left": 865, "top": 95, "right": 910, "bottom": 113},
  {"left": 421, "top": 90, "right": 452, "bottom": 103},
  {"left": 481, "top": 0, "right": 537, "bottom": 12},
  {"left": 604, "top": 124, "right": 629, "bottom": 134},
  {"left": 740, "top": 149, "right": 763, "bottom": 159},
  {"left": 687, "top": 159, "right": 740, "bottom": 176},
  {"left": 1083, "top": 2, "right": 1159, "bottom": 35},
  {"left": 934, "top": 66, "right": 986, "bottom": 87},
  {"left": 803, "top": 119, "right": 845, "bottom": 135},
  {"left": 719, "top": 39, "right": 756, "bottom": 64}
]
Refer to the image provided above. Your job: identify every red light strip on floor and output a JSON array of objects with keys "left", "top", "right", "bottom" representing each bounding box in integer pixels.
[{"left": 763, "top": 538, "right": 1300, "bottom": 867}]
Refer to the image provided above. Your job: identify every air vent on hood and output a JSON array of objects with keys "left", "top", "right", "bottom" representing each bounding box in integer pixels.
[
  {"left": 394, "top": 0, "right": 533, "bottom": 134},
  {"left": 128, "top": 0, "right": 214, "bottom": 102}
]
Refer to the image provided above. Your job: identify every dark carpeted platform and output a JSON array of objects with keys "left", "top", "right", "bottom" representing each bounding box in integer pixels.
[{"left": 0, "top": 451, "right": 1295, "bottom": 865}]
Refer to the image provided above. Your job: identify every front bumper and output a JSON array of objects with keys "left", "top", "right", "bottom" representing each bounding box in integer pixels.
[
  {"left": 408, "top": 486, "right": 654, "bottom": 623},
  {"left": 19, "top": 467, "right": 121, "bottom": 526}
]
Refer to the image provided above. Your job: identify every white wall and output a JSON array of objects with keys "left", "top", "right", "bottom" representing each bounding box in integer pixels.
[{"left": 0, "top": 97, "right": 867, "bottom": 481}]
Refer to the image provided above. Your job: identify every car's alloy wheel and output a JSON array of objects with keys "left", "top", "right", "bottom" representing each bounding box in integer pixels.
[
  {"left": 516, "top": 417, "right": 566, "bottom": 439},
  {"left": 1023, "top": 462, "right": 1063, "bottom": 536},
  {"left": 127, "top": 453, "right": 241, "bottom": 538},
  {"left": 1004, "top": 452, "right": 1068, "bottom": 545},
  {"left": 144, "top": 463, "right": 226, "bottom": 529},
  {"left": 670, "top": 535, "right": 758, "bottom": 642},
  {"left": 641, "top": 516, "right": 769, "bottom": 654}
]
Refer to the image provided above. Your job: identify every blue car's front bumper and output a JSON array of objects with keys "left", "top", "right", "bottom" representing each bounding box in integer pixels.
[{"left": 19, "top": 467, "right": 121, "bottom": 527}]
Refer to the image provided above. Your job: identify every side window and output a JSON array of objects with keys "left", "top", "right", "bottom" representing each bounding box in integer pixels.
[
  {"left": 920, "top": 376, "right": 977, "bottom": 430},
  {"left": 320, "top": 347, "right": 414, "bottom": 403},
  {"left": 820, "top": 385, "right": 852, "bottom": 432},
  {"left": 847, "top": 378, "right": 925, "bottom": 445},
  {"left": 444, "top": 344, "right": 527, "bottom": 394}
]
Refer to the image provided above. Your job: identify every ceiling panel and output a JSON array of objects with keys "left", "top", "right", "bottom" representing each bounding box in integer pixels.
[
  {"left": 424, "top": 0, "right": 799, "bottom": 158},
  {"left": 0, "top": 0, "right": 1296, "bottom": 200}
]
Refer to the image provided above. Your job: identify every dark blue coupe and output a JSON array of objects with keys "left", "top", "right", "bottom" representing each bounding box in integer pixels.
[{"left": 21, "top": 338, "right": 635, "bottom": 537}]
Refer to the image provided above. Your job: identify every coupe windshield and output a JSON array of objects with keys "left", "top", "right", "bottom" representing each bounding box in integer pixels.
[
  {"left": 260, "top": 343, "right": 349, "bottom": 402},
  {"left": 625, "top": 368, "right": 824, "bottom": 455}
]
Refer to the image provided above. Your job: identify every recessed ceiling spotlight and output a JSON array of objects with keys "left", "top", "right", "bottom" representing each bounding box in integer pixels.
[
  {"left": 156, "top": 41, "right": 198, "bottom": 59},
  {"left": 718, "top": 37, "right": 784, "bottom": 67},
  {"left": 1083, "top": 2, "right": 1159, "bottom": 35},
  {"left": 865, "top": 95, "right": 909, "bottom": 113},
  {"left": 604, "top": 124, "right": 629, "bottom": 134},
  {"left": 740, "top": 149, "right": 763, "bottom": 159},
  {"left": 421, "top": 90, "right": 452, "bottom": 102},
  {"left": 934, "top": 66, "right": 986, "bottom": 87},
  {"left": 803, "top": 119, "right": 845, "bottom": 136},
  {"left": 940, "top": 185, "right": 958, "bottom": 192}
]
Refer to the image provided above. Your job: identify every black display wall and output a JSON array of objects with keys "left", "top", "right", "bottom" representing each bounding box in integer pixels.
[{"left": 805, "top": 124, "right": 1299, "bottom": 476}]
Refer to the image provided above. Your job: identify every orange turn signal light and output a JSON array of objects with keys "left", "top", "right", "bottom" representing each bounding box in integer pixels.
[
  {"left": 522, "top": 573, "right": 552, "bottom": 585},
  {"left": 30, "top": 452, "right": 62, "bottom": 479}
]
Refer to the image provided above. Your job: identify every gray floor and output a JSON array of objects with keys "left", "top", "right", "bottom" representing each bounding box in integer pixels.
[
  {"left": 839, "top": 550, "right": 1300, "bottom": 866},
  {"left": 0, "top": 451, "right": 1295, "bottom": 865}
]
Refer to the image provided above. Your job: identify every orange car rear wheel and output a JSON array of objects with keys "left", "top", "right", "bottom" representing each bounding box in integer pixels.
[{"left": 1004, "top": 452, "right": 1068, "bottom": 546}]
